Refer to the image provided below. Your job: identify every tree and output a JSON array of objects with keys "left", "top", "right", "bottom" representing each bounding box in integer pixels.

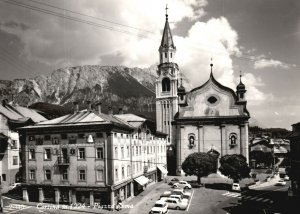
[
  {"left": 219, "top": 154, "right": 250, "bottom": 183},
  {"left": 181, "top": 152, "right": 216, "bottom": 184}
]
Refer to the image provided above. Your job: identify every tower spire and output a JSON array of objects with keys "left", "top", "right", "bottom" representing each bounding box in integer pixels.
[{"left": 160, "top": 5, "right": 175, "bottom": 49}]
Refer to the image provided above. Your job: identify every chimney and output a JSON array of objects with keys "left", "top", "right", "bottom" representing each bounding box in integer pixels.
[
  {"left": 73, "top": 101, "right": 79, "bottom": 113},
  {"left": 87, "top": 100, "right": 92, "bottom": 112},
  {"left": 2, "top": 99, "right": 8, "bottom": 107},
  {"left": 96, "top": 102, "right": 102, "bottom": 114},
  {"left": 108, "top": 106, "right": 113, "bottom": 115},
  {"left": 118, "top": 107, "right": 124, "bottom": 114}
]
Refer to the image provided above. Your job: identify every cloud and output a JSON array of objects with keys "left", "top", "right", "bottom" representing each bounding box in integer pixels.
[
  {"left": 0, "top": 0, "right": 267, "bottom": 106},
  {"left": 254, "top": 58, "right": 291, "bottom": 69},
  {"left": 0, "top": 0, "right": 207, "bottom": 67}
]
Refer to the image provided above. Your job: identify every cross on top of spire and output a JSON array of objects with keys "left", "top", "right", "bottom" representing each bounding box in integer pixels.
[
  {"left": 239, "top": 71, "right": 243, "bottom": 83},
  {"left": 210, "top": 57, "right": 213, "bottom": 74},
  {"left": 165, "top": 4, "right": 168, "bottom": 20}
]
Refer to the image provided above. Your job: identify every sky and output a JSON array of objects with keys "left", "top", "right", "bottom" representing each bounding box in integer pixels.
[{"left": 0, "top": 0, "right": 300, "bottom": 130}]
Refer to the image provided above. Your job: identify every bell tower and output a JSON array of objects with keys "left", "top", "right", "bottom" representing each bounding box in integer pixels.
[
  {"left": 156, "top": 6, "right": 179, "bottom": 143},
  {"left": 236, "top": 71, "right": 247, "bottom": 103}
]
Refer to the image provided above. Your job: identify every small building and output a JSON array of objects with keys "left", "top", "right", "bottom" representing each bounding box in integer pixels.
[
  {"left": 19, "top": 103, "right": 167, "bottom": 207},
  {"left": 0, "top": 99, "right": 46, "bottom": 193},
  {"left": 250, "top": 140, "right": 273, "bottom": 153},
  {"left": 287, "top": 122, "right": 300, "bottom": 198}
]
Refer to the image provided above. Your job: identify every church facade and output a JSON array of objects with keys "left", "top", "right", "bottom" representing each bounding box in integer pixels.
[{"left": 156, "top": 12, "right": 250, "bottom": 175}]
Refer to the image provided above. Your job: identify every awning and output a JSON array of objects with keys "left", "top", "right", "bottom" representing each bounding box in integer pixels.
[
  {"left": 134, "top": 176, "right": 149, "bottom": 186},
  {"left": 157, "top": 165, "right": 168, "bottom": 174}
]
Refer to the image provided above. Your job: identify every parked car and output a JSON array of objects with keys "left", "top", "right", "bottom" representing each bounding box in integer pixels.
[
  {"left": 173, "top": 180, "right": 192, "bottom": 189},
  {"left": 168, "top": 178, "right": 179, "bottom": 185},
  {"left": 284, "top": 175, "right": 289, "bottom": 181},
  {"left": 275, "top": 180, "right": 286, "bottom": 186},
  {"left": 149, "top": 200, "right": 168, "bottom": 214},
  {"left": 188, "top": 180, "right": 203, "bottom": 188},
  {"left": 165, "top": 198, "right": 188, "bottom": 210},
  {"left": 169, "top": 194, "right": 189, "bottom": 204},
  {"left": 265, "top": 176, "right": 271, "bottom": 182},
  {"left": 160, "top": 190, "right": 172, "bottom": 199},
  {"left": 171, "top": 188, "right": 192, "bottom": 200},
  {"left": 232, "top": 183, "right": 241, "bottom": 192},
  {"left": 9, "top": 183, "right": 21, "bottom": 190}
]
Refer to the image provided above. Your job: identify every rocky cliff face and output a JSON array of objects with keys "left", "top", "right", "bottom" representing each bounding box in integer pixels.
[{"left": 0, "top": 65, "right": 157, "bottom": 118}]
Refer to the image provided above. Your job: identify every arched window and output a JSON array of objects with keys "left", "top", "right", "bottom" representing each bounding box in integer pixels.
[{"left": 162, "top": 78, "right": 170, "bottom": 92}]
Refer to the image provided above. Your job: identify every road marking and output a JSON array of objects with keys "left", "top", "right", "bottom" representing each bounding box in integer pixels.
[
  {"left": 222, "top": 192, "right": 241, "bottom": 198},
  {"left": 242, "top": 196, "right": 252, "bottom": 200},
  {"left": 186, "top": 189, "right": 194, "bottom": 212}
]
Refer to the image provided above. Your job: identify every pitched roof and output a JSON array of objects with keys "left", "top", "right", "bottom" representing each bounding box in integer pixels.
[
  {"left": 0, "top": 104, "right": 46, "bottom": 123},
  {"left": 114, "top": 114, "right": 146, "bottom": 128},
  {"left": 250, "top": 140, "right": 272, "bottom": 148},
  {"left": 23, "top": 110, "right": 131, "bottom": 129}
]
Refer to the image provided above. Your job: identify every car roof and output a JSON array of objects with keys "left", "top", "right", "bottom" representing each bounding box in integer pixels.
[
  {"left": 155, "top": 201, "right": 166, "bottom": 205},
  {"left": 167, "top": 197, "right": 179, "bottom": 201},
  {"left": 170, "top": 194, "right": 181, "bottom": 197},
  {"left": 173, "top": 188, "right": 184, "bottom": 191}
]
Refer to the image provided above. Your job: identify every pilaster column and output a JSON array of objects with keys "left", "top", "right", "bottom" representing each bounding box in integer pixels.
[
  {"left": 89, "top": 191, "right": 94, "bottom": 206},
  {"left": 130, "top": 182, "right": 134, "bottom": 197},
  {"left": 244, "top": 122, "right": 249, "bottom": 163},
  {"left": 176, "top": 125, "right": 184, "bottom": 175},
  {"left": 125, "top": 184, "right": 128, "bottom": 199},
  {"left": 239, "top": 123, "right": 247, "bottom": 158},
  {"left": 22, "top": 187, "right": 29, "bottom": 202},
  {"left": 200, "top": 125, "right": 204, "bottom": 152},
  {"left": 68, "top": 189, "right": 72, "bottom": 205},
  {"left": 197, "top": 124, "right": 203, "bottom": 152},
  {"left": 110, "top": 190, "right": 115, "bottom": 207},
  {"left": 54, "top": 188, "right": 60, "bottom": 204},
  {"left": 220, "top": 124, "right": 226, "bottom": 157},
  {"left": 162, "top": 102, "right": 165, "bottom": 133},
  {"left": 38, "top": 188, "right": 44, "bottom": 203},
  {"left": 72, "top": 190, "right": 76, "bottom": 204}
]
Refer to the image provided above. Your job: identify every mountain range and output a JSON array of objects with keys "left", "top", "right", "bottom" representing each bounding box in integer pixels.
[{"left": 0, "top": 65, "right": 157, "bottom": 119}]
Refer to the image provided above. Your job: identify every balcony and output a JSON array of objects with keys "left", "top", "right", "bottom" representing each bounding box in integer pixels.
[{"left": 57, "top": 156, "right": 70, "bottom": 167}]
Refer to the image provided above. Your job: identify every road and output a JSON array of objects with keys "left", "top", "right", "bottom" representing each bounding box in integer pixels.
[
  {"left": 216, "top": 182, "right": 290, "bottom": 214},
  {"left": 1, "top": 181, "right": 291, "bottom": 214}
]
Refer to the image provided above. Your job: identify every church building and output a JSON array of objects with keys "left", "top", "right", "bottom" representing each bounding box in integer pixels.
[{"left": 155, "top": 10, "right": 250, "bottom": 175}]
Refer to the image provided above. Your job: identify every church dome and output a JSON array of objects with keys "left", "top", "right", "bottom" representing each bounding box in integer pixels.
[
  {"left": 178, "top": 84, "right": 186, "bottom": 93},
  {"left": 236, "top": 81, "right": 245, "bottom": 90}
]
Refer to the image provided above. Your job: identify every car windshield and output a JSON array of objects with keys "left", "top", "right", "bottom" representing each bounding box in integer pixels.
[{"left": 154, "top": 203, "right": 164, "bottom": 208}]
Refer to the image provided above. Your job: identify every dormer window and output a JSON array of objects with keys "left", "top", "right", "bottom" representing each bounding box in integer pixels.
[{"left": 170, "top": 53, "right": 172, "bottom": 58}]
